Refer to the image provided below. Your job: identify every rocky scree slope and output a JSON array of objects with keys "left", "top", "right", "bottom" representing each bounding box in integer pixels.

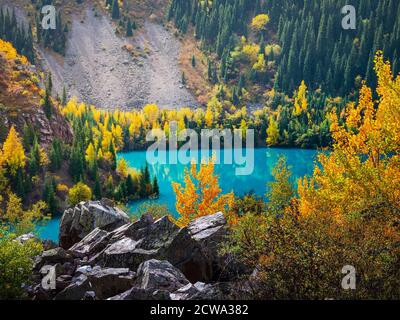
[{"left": 38, "top": 7, "right": 196, "bottom": 110}]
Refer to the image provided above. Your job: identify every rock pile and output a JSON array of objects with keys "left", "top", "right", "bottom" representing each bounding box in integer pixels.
[{"left": 27, "top": 201, "right": 244, "bottom": 300}]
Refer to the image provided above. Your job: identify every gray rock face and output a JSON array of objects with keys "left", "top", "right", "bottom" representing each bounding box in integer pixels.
[
  {"left": 136, "top": 259, "right": 190, "bottom": 292},
  {"left": 69, "top": 228, "right": 111, "bottom": 258},
  {"left": 59, "top": 200, "right": 130, "bottom": 249},
  {"left": 54, "top": 274, "right": 91, "bottom": 300},
  {"left": 172, "top": 212, "right": 228, "bottom": 283},
  {"left": 35, "top": 247, "right": 73, "bottom": 270},
  {"left": 92, "top": 216, "right": 181, "bottom": 270},
  {"left": 55, "top": 267, "right": 135, "bottom": 300}
]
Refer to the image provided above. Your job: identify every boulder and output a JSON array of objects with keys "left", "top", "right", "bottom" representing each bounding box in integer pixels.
[
  {"left": 170, "top": 282, "right": 227, "bottom": 300},
  {"left": 95, "top": 216, "right": 181, "bottom": 270},
  {"left": 65, "top": 212, "right": 230, "bottom": 283},
  {"left": 55, "top": 267, "right": 135, "bottom": 300},
  {"left": 55, "top": 274, "right": 91, "bottom": 300},
  {"left": 188, "top": 212, "right": 226, "bottom": 242},
  {"left": 69, "top": 228, "right": 111, "bottom": 258},
  {"left": 35, "top": 247, "right": 73, "bottom": 270},
  {"left": 170, "top": 283, "right": 201, "bottom": 300},
  {"left": 188, "top": 283, "right": 226, "bottom": 300},
  {"left": 86, "top": 267, "right": 135, "bottom": 299},
  {"left": 169, "top": 212, "right": 228, "bottom": 283},
  {"left": 56, "top": 275, "right": 73, "bottom": 291},
  {"left": 13, "top": 233, "right": 36, "bottom": 244},
  {"left": 59, "top": 200, "right": 130, "bottom": 249},
  {"left": 136, "top": 259, "right": 190, "bottom": 293}
]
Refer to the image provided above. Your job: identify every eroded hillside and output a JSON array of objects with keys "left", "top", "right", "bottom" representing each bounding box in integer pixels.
[
  {"left": 39, "top": 7, "right": 196, "bottom": 110},
  {"left": 1, "top": 0, "right": 197, "bottom": 110},
  {"left": 0, "top": 39, "right": 72, "bottom": 145}
]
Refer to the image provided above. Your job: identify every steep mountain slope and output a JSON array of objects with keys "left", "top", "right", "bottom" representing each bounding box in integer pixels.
[
  {"left": 39, "top": 7, "right": 196, "bottom": 109},
  {"left": 1, "top": 0, "right": 197, "bottom": 109}
]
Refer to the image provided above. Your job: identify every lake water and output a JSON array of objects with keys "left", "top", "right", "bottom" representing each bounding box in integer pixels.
[{"left": 38, "top": 148, "right": 320, "bottom": 241}]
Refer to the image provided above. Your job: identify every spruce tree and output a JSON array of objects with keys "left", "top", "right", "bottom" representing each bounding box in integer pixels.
[
  {"left": 112, "top": 0, "right": 120, "bottom": 20},
  {"left": 126, "top": 19, "right": 133, "bottom": 37},
  {"left": 94, "top": 174, "right": 102, "bottom": 200},
  {"left": 152, "top": 176, "right": 159, "bottom": 196}
]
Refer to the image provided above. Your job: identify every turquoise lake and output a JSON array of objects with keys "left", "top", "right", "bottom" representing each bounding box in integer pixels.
[{"left": 38, "top": 148, "right": 320, "bottom": 241}]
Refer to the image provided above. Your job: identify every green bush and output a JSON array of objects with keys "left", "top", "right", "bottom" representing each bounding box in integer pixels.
[{"left": 0, "top": 229, "right": 43, "bottom": 299}]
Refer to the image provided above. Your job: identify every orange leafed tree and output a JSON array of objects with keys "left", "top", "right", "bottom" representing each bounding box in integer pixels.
[
  {"left": 172, "top": 159, "right": 235, "bottom": 227},
  {"left": 297, "top": 51, "right": 400, "bottom": 220}
]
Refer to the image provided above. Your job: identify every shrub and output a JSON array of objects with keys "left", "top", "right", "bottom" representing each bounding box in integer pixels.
[
  {"left": 0, "top": 229, "right": 43, "bottom": 299},
  {"left": 67, "top": 182, "right": 92, "bottom": 206},
  {"left": 132, "top": 203, "right": 172, "bottom": 222}
]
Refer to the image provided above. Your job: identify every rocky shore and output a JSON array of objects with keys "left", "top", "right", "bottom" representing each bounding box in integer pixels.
[{"left": 25, "top": 200, "right": 249, "bottom": 300}]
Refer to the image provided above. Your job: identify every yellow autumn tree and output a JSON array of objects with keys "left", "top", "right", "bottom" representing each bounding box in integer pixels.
[
  {"left": 251, "top": 14, "right": 270, "bottom": 32},
  {"left": 266, "top": 115, "right": 280, "bottom": 146},
  {"left": 298, "top": 51, "right": 400, "bottom": 219},
  {"left": 253, "top": 54, "right": 266, "bottom": 72},
  {"left": 204, "top": 107, "right": 213, "bottom": 128},
  {"left": 85, "top": 143, "right": 97, "bottom": 168},
  {"left": 225, "top": 53, "right": 400, "bottom": 299},
  {"left": 117, "top": 158, "right": 128, "bottom": 178},
  {"left": 172, "top": 159, "right": 235, "bottom": 227},
  {"left": 67, "top": 182, "right": 92, "bottom": 206},
  {"left": 2, "top": 192, "right": 47, "bottom": 235},
  {"left": 293, "top": 80, "right": 308, "bottom": 116},
  {"left": 2, "top": 126, "right": 26, "bottom": 176}
]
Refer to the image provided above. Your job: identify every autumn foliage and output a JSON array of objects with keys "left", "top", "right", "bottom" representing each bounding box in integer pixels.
[
  {"left": 225, "top": 52, "right": 400, "bottom": 299},
  {"left": 172, "top": 159, "right": 235, "bottom": 227},
  {"left": 1, "top": 126, "right": 26, "bottom": 176}
]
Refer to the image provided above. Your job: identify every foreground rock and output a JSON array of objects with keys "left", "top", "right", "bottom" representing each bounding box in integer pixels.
[
  {"left": 28, "top": 202, "right": 247, "bottom": 300},
  {"left": 55, "top": 267, "right": 135, "bottom": 300},
  {"left": 59, "top": 200, "right": 130, "bottom": 249}
]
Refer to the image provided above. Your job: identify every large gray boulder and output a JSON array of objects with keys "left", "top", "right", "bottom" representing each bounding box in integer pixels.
[
  {"left": 94, "top": 216, "right": 181, "bottom": 270},
  {"left": 169, "top": 212, "right": 228, "bottom": 283},
  {"left": 59, "top": 200, "right": 130, "bottom": 249},
  {"left": 55, "top": 267, "right": 135, "bottom": 300},
  {"left": 69, "top": 228, "right": 111, "bottom": 258},
  {"left": 107, "top": 259, "right": 190, "bottom": 301},
  {"left": 136, "top": 259, "right": 190, "bottom": 292}
]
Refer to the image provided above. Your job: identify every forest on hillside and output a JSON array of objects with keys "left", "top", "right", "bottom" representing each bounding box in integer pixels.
[
  {"left": 0, "top": 0, "right": 400, "bottom": 301},
  {"left": 169, "top": 0, "right": 400, "bottom": 96},
  {"left": 165, "top": 0, "right": 400, "bottom": 149}
]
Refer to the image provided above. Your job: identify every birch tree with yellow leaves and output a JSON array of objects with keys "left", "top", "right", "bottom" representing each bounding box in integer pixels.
[
  {"left": 2, "top": 126, "right": 26, "bottom": 176},
  {"left": 297, "top": 52, "right": 400, "bottom": 219},
  {"left": 172, "top": 159, "right": 235, "bottom": 227},
  {"left": 225, "top": 52, "right": 400, "bottom": 299}
]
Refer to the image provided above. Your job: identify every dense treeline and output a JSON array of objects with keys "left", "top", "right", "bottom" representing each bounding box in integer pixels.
[
  {"left": 0, "top": 8, "right": 35, "bottom": 62},
  {"left": 168, "top": 0, "right": 400, "bottom": 96},
  {"left": 274, "top": 0, "right": 400, "bottom": 95}
]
